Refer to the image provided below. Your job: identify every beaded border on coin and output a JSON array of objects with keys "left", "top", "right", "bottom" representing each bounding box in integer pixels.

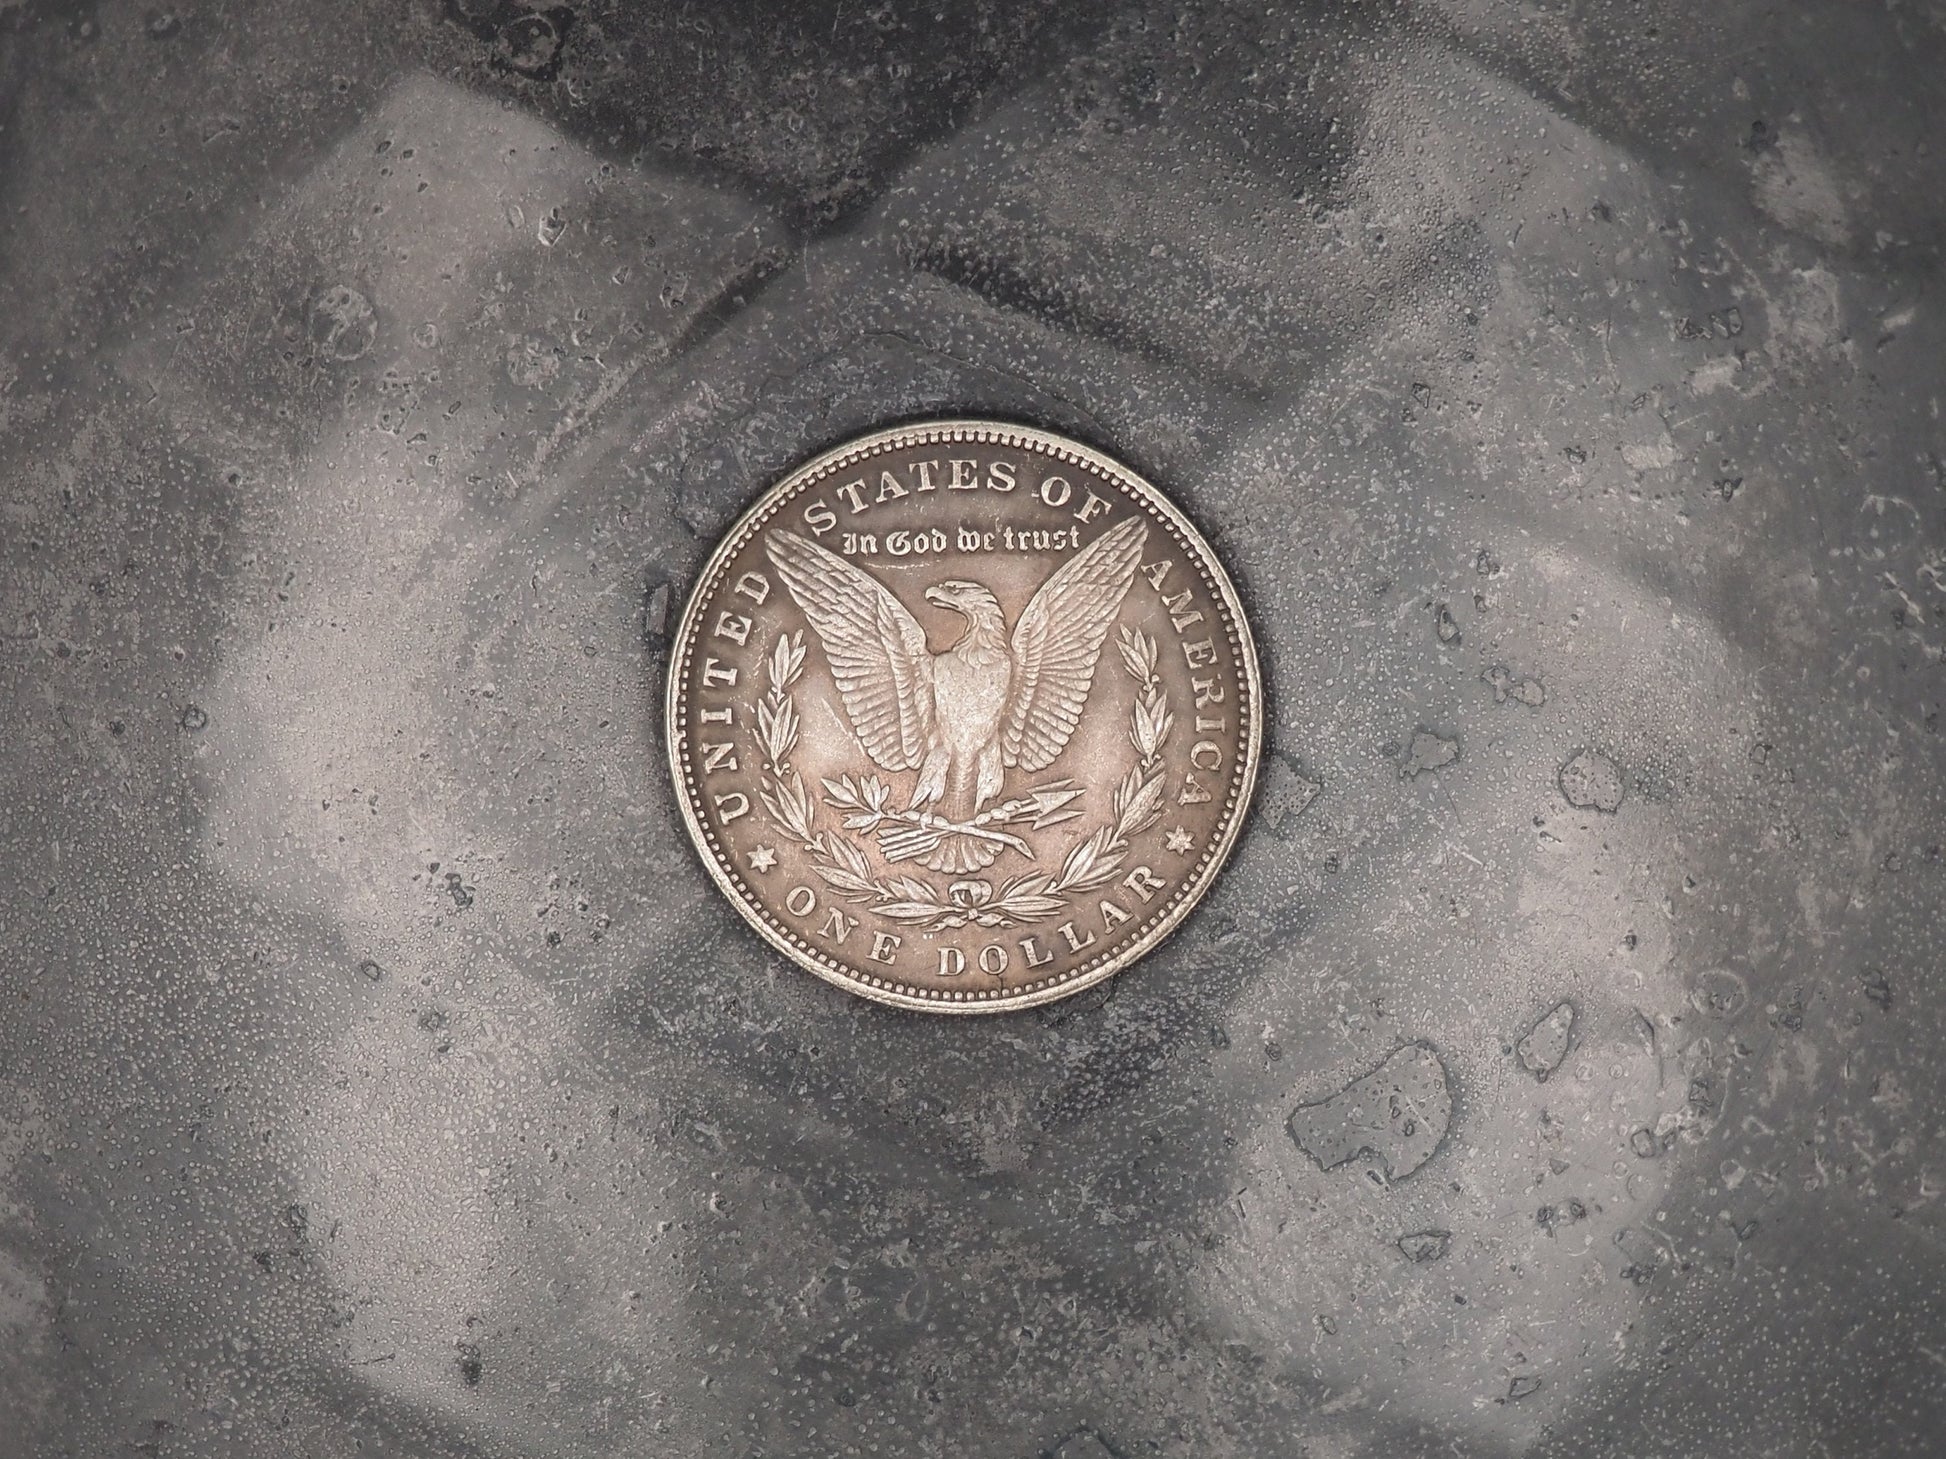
[{"left": 665, "top": 421, "right": 1262, "bottom": 1013}]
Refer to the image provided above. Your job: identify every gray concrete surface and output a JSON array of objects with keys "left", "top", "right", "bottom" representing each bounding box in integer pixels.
[{"left": 2, "top": 1, "right": 1944, "bottom": 1455}]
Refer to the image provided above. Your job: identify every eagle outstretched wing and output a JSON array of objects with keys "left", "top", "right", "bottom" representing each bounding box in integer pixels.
[
  {"left": 763, "top": 529, "right": 937, "bottom": 772},
  {"left": 1001, "top": 515, "right": 1150, "bottom": 772}
]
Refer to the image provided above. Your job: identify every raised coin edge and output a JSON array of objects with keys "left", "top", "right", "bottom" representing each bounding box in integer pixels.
[{"left": 663, "top": 419, "right": 1263, "bottom": 1014}]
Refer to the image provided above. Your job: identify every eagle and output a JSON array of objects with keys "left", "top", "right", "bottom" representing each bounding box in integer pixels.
[{"left": 764, "top": 515, "right": 1149, "bottom": 873}]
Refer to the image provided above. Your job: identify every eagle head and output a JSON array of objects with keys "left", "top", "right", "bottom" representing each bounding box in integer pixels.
[
  {"left": 923, "top": 579, "right": 1007, "bottom": 649},
  {"left": 923, "top": 580, "right": 998, "bottom": 615}
]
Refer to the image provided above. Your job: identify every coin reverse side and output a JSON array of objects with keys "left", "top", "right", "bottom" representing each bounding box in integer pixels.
[{"left": 666, "top": 421, "right": 1260, "bottom": 1013}]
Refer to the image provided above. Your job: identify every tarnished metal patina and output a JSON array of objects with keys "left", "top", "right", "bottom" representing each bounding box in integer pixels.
[{"left": 668, "top": 422, "right": 1259, "bottom": 1010}]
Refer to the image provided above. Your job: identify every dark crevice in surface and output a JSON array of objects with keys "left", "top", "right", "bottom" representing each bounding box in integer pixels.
[{"left": 434, "top": 0, "right": 1135, "bottom": 236}]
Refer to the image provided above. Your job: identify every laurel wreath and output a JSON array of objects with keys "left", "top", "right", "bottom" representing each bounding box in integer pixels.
[{"left": 752, "top": 625, "right": 1172, "bottom": 934}]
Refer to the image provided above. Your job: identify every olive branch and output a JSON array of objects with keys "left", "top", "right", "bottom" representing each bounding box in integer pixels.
[
  {"left": 751, "top": 630, "right": 814, "bottom": 841},
  {"left": 751, "top": 625, "right": 1171, "bottom": 933}
]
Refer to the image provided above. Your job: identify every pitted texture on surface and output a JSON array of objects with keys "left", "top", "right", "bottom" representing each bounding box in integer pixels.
[{"left": 2, "top": 2, "right": 1944, "bottom": 1456}]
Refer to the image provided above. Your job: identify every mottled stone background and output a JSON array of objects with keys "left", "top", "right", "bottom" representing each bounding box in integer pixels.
[{"left": 2, "top": 1, "right": 1944, "bottom": 1455}]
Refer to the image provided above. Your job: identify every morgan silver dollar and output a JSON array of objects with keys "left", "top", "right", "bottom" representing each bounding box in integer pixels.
[{"left": 666, "top": 421, "right": 1261, "bottom": 1012}]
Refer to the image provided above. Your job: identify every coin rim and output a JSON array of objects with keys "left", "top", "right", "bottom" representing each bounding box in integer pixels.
[{"left": 664, "top": 419, "right": 1262, "bottom": 1014}]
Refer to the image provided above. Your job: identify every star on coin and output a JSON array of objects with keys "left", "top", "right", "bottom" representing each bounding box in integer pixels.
[
  {"left": 748, "top": 845, "right": 778, "bottom": 873},
  {"left": 1164, "top": 826, "right": 1196, "bottom": 855}
]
